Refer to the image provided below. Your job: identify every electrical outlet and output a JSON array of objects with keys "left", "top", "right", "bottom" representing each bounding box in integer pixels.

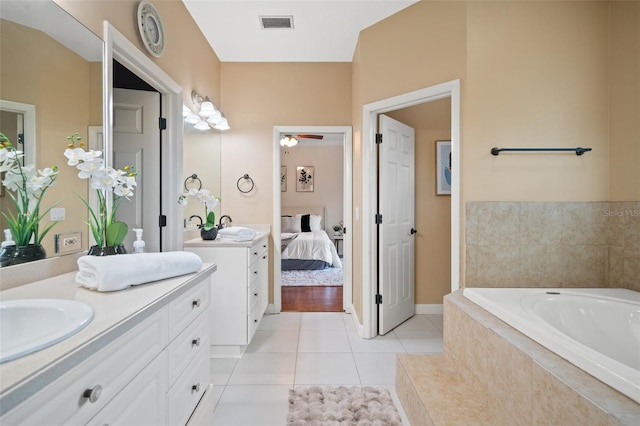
[
  {"left": 55, "top": 232, "right": 82, "bottom": 254},
  {"left": 50, "top": 208, "right": 65, "bottom": 221}
]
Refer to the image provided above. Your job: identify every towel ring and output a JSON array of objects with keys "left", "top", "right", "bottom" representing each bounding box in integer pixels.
[
  {"left": 237, "top": 174, "right": 255, "bottom": 193},
  {"left": 184, "top": 174, "right": 202, "bottom": 191}
]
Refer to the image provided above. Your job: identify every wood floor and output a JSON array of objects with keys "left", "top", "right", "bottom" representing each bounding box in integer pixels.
[{"left": 281, "top": 286, "right": 343, "bottom": 312}]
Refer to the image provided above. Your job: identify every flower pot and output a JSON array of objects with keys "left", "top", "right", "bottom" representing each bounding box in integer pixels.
[
  {"left": 10, "top": 244, "right": 46, "bottom": 265},
  {"left": 200, "top": 227, "right": 218, "bottom": 240},
  {"left": 88, "top": 245, "right": 127, "bottom": 256},
  {"left": 0, "top": 245, "right": 16, "bottom": 267}
]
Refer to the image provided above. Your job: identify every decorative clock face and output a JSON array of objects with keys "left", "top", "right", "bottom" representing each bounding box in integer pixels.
[{"left": 137, "top": 1, "right": 165, "bottom": 57}]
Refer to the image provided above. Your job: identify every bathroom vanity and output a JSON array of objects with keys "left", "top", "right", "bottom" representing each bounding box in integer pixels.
[
  {"left": 0, "top": 264, "right": 217, "bottom": 425},
  {"left": 184, "top": 229, "right": 269, "bottom": 357}
]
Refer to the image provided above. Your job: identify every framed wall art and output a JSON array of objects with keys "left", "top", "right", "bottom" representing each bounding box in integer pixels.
[
  {"left": 280, "top": 166, "right": 287, "bottom": 192},
  {"left": 296, "top": 166, "right": 314, "bottom": 192},
  {"left": 436, "top": 140, "right": 452, "bottom": 195}
]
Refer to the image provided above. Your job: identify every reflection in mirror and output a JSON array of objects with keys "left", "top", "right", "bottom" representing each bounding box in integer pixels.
[
  {"left": 182, "top": 128, "right": 221, "bottom": 234},
  {"left": 0, "top": 0, "right": 103, "bottom": 267}
]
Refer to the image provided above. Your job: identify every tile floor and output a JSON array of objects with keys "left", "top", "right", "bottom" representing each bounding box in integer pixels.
[{"left": 210, "top": 311, "right": 444, "bottom": 425}]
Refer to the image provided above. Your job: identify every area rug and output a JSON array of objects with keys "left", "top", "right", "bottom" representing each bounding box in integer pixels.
[
  {"left": 287, "top": 386, "right": 403, "bottom": 425},
  {"left": 281, "top": 266, "right": 343, "bottom": 286}
]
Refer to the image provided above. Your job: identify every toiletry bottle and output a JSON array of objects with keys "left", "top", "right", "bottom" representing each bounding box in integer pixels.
[
  {"left": 132, "top": 228, "right": 146, "bottom": 254},
  {"left": 1, "top": 229, "right": 14, "bottom": 248}
]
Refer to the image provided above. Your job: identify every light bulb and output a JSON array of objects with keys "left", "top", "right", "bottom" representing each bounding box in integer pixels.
[
  {"left": 198, "top": 99, "right": 215, "bottom": 117},
  {"left": 194, "top": 119, "right": 210, "bottom": 130},
  {"left": 213, "top": 117, "right": 230, "bottom": 131}
]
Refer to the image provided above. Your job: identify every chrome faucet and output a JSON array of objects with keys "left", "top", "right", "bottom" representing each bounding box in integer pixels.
[
  {"left": 218, "top": 215, "right": 233, "bottom": 229},
  {"left": 189, "top": 215, "right": 203, "bottom": 227}
]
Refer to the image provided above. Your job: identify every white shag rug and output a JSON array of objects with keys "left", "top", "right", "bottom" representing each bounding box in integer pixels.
[
  {"left": 287, "top": 386, "right": 403, "bottom": 425},
  {"left": 281, "top": 267, "right": 343, "bottom": 286}
]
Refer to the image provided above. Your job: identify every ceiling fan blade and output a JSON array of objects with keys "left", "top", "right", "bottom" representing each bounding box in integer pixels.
[{"left": 296, "top": 134, "right": 324, "bottom": 140}]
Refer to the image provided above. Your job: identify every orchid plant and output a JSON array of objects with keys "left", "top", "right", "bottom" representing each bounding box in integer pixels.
[
  {"left": 0, "top": 132, "right": 59, "bottom": 247},
  {"left": 64, "top": 132, "right": 138, "bottom": 248},
  {"left": 178, "top": 188, "right": 220, "bottom": 231}
]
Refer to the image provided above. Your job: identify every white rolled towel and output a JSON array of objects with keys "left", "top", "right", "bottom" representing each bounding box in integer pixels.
[
  {"left": 76, "top": 251, "right": 203, "bottom": 292},
  {"left": 217, "top": 226, "right": 257, "bottom": 242}
]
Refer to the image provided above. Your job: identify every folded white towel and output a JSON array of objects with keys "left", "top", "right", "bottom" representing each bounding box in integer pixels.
[
  {"left": 76, "top": 251, "right": 203, "bottom": 292},
  {"left": 217, "top": 226, "right": 257, "bottom": 242}
]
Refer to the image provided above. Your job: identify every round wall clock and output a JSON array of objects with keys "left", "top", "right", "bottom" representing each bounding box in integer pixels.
[{"left": 137, "top": 1, "right": 165, "bottom": 57}]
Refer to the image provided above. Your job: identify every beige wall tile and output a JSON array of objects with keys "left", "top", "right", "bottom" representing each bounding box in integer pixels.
[
  {"left": 475, "top": 202, "right": 521, "bottom": 247},
  {"left": 531, "top": 362, "right": 609, "bottom": 426},
  {"left": 474, "top": 245, "right": 520, "bottom": 287},
  {"left": 564, "top": 244, "right": 606, "bottom": 287},
  {"left": 520, "top": 202, "right": 563, "bottom": 245},
  {"left": 562, "top": 202, "right": 609, "bottom": 245}
]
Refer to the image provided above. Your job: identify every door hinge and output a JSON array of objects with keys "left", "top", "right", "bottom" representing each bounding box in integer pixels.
[
  {"left": 375, "top": 213, "right": 383, "bottom": 224},
  {"left": 159, "top": 215, "right": 167, "bottom": 227},
  {"left": 159, "top": 117, "right": 167, "bottom": 130},
  {"left": 375, "top": 133, "right": 382, "bottom": 144},
  {"left": 375, "top": 294, "right": 382, "bottom": 304}
]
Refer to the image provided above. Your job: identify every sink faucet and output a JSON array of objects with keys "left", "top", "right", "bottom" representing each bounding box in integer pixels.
[
  {"left": 218, "top": 215, "right": 233, "bottom": 229},
  {"left": 189, "top": 215, "right": 203, "bottom": 227}
]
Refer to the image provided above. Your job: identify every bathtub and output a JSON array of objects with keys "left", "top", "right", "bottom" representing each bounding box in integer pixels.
[{"left": 462, "top": 287, "right": 640, "bottom": 404}]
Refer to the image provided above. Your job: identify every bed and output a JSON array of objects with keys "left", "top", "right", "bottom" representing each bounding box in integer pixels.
[{"left": 280, "top": 206, "right": 342, "bottom": 271}]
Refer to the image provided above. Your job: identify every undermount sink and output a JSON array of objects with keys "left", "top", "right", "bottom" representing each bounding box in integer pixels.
[{"left": 0, "top": 299, "right": 94, "bottom": 363}]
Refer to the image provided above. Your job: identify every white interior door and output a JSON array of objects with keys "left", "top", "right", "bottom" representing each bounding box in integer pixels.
[
  {"left": 113, "top": 88, "right": 161, "bottom": 252},
  {"left": 378, "top": 114, "right": 415, "bottom": 335}
]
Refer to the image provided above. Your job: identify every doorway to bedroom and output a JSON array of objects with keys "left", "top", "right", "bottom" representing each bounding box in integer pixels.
[{"left": 273, "top": 126, "right": 353, "bottom": 313}]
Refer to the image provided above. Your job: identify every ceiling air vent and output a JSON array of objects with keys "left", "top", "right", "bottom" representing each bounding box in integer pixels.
[{"left": 260, "top": 16, "right": 294, "bottom": 30}]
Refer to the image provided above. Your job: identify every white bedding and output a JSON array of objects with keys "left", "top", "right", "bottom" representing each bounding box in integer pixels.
[{"left": 281, "top": 230, "right": 342, "bottom": 268}]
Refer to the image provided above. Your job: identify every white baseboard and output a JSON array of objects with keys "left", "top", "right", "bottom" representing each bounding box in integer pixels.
[
  {"left": 266, "top": 303, "right": 277, "bottom": 314},
  {"left": 348, "top": 304, "right": 365, "bottom": 338},
  {"left": 415, "top": 304, "right": 443, "bottom": 314}
]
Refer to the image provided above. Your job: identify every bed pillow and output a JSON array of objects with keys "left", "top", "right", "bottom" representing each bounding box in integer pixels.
[
  {"left": 281, "top": 215, "right": 301, "bottom": 233},
  {"left": 296, "top": 214, "right": 322, "bottom": 232},
  {"left": 309, "top": 214, "right": 322, "bottom": 231}
]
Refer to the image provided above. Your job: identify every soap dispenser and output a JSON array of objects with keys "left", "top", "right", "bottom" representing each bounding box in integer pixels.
[
  {"left": 0, "top": 229, "right": 16, "bottom": 267},
  {"left": 132, "top": 228, "right": 146, "bottom": 254}
]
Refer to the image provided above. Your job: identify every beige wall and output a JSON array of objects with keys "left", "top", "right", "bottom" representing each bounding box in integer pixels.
[
  {"left": 0, "top": 19, "right": 95, "bottom": 256},
  {"left": 609, "top": 1, "right": 640, "bottom": 201},
  {"left": 387, "top": 98, "right": 451, "bottom": 305},
  {"left": 218, "top": 63, "right": 351, "bottom": 224},
  {"left": 281, "top": 145, "right": 344, "bottom": 232},
  {"left": 350, "top": 0, "right": 635, "bottom": 320}
]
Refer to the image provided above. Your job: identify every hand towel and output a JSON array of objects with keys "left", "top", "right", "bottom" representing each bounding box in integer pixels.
[
  {"left": 76, "top": 251, "right": 203, "bottom": 292},
  {"left": 217, "top": 226, "right": 257, "bottom": 242}
]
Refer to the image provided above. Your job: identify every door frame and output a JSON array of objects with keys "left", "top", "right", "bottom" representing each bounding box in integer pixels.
[
  {"left": 272, "top": 125, "right": 353, "bottom": 313},
  {"left": 103, "top": 22, "right": 183, "bottom": 251},
  {"left": 361, "top": 79, "right": 461, "bottom": 338}
]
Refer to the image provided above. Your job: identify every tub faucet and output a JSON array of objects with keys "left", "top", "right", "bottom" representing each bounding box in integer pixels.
[
  {"left": 218, "top": 215, "right": 233, "bottom": 229},
  {"left": 189, "top": 215, "right": 203, "bottom": 227}
]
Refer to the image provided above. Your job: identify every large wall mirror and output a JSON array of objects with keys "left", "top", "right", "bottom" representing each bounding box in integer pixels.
[{"left": 0, "top": 0, "right": 102, "bottom": 266}]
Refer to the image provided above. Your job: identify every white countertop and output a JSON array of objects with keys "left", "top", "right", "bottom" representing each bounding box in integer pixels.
[
  {"left": 0, "top": 263, "right": 217, "bottom": 415},
  {"left": 184, "top": 230, "right": 270, "bottom": 248}
]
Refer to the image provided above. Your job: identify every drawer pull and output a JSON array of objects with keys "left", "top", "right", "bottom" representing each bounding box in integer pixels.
[
  {"left": 262, "top": 255, "right": 267, "bottom": 259},
  {"left": 254, "top": 271, "right": 258, "bottom": 275},
  {"left": 192, "top": 337, "right": 201, "bottom": 347},
  {"left": 254, "top": 319, "right": 258, "bottom": 323},
  {"left": 254, "top": 292, "right": 258, "bottom": 297},
  {"left": 253, "top": 251, "right": 258, "bottom": 256},
  {"left": 192, "top": 299, "right": 201, "bottom": 308},
  {"left": 83, "top": 385, "right": 103, "bottom": 403},
  {"left": 263, "top": 244, "right": 267, "bottom": 248},
  {"left": 192, "top": 383, "right": 201, "bottom": 393}
]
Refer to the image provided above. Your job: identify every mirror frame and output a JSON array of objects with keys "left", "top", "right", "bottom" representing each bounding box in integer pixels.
[
  {"left": 0, "top": 100, "right": 36, "bottom": 166},
  {"left": 103, "top": 22, "right": 184, "bottom": 251}
]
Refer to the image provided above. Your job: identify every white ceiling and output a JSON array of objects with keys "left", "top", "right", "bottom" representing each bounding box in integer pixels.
[{"left": 181, "top": 0, "right": 418, "bottom": 62}]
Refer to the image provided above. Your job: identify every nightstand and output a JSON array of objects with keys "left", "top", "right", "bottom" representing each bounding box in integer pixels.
[{"left": 331, "top": 234, "right": 344, "bottom": 257}]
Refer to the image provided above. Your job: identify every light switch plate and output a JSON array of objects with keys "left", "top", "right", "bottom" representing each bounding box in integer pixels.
[{"left": 54, "top": 232, "right": 82, "bottom": 254}]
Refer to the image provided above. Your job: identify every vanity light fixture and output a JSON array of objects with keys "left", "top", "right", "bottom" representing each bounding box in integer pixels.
[
  {"left": 280, "top": 135, "right": 298, "bottom": 147},
  {"left": 186, "top": 90, "right": 231, "bottom": 131}
]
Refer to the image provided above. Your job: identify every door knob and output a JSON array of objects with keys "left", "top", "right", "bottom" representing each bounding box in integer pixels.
[{"left": 410, "top": 228, "right": 417, "bottom": 235}]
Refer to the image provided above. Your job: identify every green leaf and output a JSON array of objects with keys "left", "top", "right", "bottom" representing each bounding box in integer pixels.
[
  {"left": 106, "top": 221, "right": 128, "bottom": 246},
  {"left": 203, "top": 211, "right": 216, "bottom": 231}
]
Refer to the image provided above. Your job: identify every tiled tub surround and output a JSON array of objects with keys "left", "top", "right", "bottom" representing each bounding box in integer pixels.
[
  {"left": 465, "top": 201, "right": 640, "bottom": 291},
  {"left": 396, "top": 291, "right": 640, "bottom": 425}
]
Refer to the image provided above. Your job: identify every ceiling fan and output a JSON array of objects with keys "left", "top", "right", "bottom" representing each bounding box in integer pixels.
[{"left": 280, "top": 134, "right": 323, "bottom": 147}]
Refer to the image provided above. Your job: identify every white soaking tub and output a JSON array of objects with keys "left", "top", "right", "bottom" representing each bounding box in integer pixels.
[{"left": 463, "top": 287, "right": 640, "bottom": 404}]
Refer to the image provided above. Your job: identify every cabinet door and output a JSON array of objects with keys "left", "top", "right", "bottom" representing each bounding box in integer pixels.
[{"left": 87, "top": 352, "right": 168, "bottom": 426}]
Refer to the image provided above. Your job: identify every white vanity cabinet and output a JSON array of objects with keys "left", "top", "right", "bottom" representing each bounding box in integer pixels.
[
  {"left": 185, "top": 233, "right": 269, "bottom": 357},
  {"left": 0, "top": 266, "right": 216, "bottom": 426}
]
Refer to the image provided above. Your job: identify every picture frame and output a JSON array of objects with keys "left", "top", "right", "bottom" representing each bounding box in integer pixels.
[
  {"left": 296, "top": 166, "right": 314, "bottom": 192},
  {"left": 436, "top": 140, "right": 452, "bottom": 195},
  {"left": 280, "top": 166, "right": 287, "bottom": 192}
]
